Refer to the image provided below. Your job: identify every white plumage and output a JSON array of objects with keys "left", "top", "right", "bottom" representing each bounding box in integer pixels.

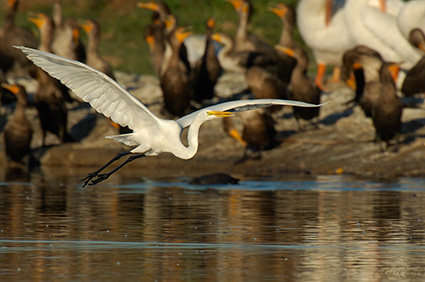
[
  {"left": 15, "top": 46, "right": 326, "bottom": 186},
  {"left": 344, "top": 0, "right": 422, "bottom": 69},
  {"left": 297, "top": 0, "right": 354, "bottom": 69},
  {"left": 397, "top": 0, "right": 425, "bottom": 40}
]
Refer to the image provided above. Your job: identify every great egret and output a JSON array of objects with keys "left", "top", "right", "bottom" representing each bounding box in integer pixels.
[{"left": 16, "top": 46, "right": 326, "bottom": 187}]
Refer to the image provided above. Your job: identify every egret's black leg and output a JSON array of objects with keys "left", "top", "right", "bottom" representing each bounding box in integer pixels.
[
  {"left": 82, "top": 151, "right": 132, "bottom": 188},
  {"left": 88, "top": 153, "right": 146, "bottom": 186}
]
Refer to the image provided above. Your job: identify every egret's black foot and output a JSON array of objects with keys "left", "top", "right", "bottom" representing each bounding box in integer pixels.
[
  {"left": 80, "top": 152, "right": 145, "bottom": 187},
  {"left": 88, "top": 173, "right": 110, "bottom": 186},
  {"left": 82, "top": 172, "right": 98, "bottom": 188}
]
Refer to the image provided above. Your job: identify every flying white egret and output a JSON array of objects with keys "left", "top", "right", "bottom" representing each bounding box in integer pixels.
[{"left": 15, "top": 46, "right": 327, "bottom": 187}]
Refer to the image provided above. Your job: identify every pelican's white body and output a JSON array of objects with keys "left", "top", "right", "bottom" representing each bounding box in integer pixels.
[
  {"left": 344, "top": 0, "right": 421, "bottom": 69},
  {"left": 397, "top": 0, "right": 425, "bottom": 39},
  {"left": 297, "top": 0, "right": 354, "bottom": 67}
]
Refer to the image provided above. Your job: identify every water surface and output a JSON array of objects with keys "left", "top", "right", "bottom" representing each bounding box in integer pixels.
[{"left": 1, "top": 172, "right": 425, "bottom": 281}]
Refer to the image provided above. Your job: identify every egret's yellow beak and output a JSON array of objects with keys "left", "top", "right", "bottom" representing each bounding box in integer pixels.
[{"left": 208, "top": 111, "right": 235, "bottom": 118}]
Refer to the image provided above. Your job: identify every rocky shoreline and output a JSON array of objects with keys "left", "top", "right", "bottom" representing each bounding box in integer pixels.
[{"left": 1, "top": 71, "right": 425, "bottom": 181}]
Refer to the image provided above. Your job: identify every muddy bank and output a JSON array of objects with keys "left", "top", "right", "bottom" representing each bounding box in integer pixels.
[{"left": 1, "top": 72, "right": 425, "bottom": 181}]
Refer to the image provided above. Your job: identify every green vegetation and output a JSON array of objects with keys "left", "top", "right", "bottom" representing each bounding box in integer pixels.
[{"left": 1, "top": 0, "right": 302, "bottom": 75}]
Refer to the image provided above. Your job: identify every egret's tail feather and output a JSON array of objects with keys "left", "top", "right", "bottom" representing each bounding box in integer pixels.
[{"left": 106, "top": 134, "right": 139, "bottom": 147}]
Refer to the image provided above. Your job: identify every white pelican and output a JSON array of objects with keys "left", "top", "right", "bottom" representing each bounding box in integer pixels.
[
  {"left": 297, "top": 0, "right": 355, "bottom": 90},
  {"left": 397, "top": 0, "right": 425, "bottom": 44},
  {"left": 344, "top": 0, "right": 421, "bottom": 69},
  {"left": 15, "top": 46, "right": 326, "bottom": 187}
]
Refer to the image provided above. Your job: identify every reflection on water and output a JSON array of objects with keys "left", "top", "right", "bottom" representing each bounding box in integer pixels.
[{"left": 1, "top": 171, "right": 425, "bottom": 281}]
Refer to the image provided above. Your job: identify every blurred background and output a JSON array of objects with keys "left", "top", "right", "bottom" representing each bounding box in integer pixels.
[{"left": 0, "top": 0, "right": 301, "bottom": 75}]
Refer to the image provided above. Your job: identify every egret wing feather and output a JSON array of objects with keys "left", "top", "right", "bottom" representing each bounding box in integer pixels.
[
  {"left": 177, "top": 99, "right": 327, "bottom": 128},
  {"left": 15, "top": 46, "right": 159, "bottom": 130}
]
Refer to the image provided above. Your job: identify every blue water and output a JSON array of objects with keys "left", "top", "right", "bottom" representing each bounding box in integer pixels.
[
  {"left": 113, "top": 174, "right": 425, "bottom": 192},
  {"left": 1, "top": 174, "right": 425, "bottom": 281}
]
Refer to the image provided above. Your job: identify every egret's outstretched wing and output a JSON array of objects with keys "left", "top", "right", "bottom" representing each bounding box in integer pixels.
[
  {"left": 177, "top": 99, "right": 328, "bottom": 128},
  {"left": 15, "top": 46, "right": 159, "bottom": 130}
]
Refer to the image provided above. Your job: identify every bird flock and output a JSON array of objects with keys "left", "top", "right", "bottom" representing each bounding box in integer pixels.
[{"left": 0, "top": 0, "right": 424, "bottom": 180}]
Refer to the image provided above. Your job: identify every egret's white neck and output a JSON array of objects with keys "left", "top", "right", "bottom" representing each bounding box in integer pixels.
[{"left": 172, "top": 110, "right": 212, "bottom": 160}]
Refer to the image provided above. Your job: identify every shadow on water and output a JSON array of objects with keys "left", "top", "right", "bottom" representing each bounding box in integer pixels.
[{"left": 1, "top": 171, "right": 425, "bottom": 281}]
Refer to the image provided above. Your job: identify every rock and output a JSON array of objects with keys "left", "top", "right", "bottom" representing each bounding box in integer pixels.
[{"left": 189, "top": 173, "right": 239, "bottom": 185}]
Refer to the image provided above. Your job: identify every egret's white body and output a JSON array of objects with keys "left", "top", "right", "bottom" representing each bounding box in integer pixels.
[
  {"left": 344, "top": 0, "right": 421, "bottom": 69},
  {"left": 16, "top": 46, "right": 325, "bottom": 186}
]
